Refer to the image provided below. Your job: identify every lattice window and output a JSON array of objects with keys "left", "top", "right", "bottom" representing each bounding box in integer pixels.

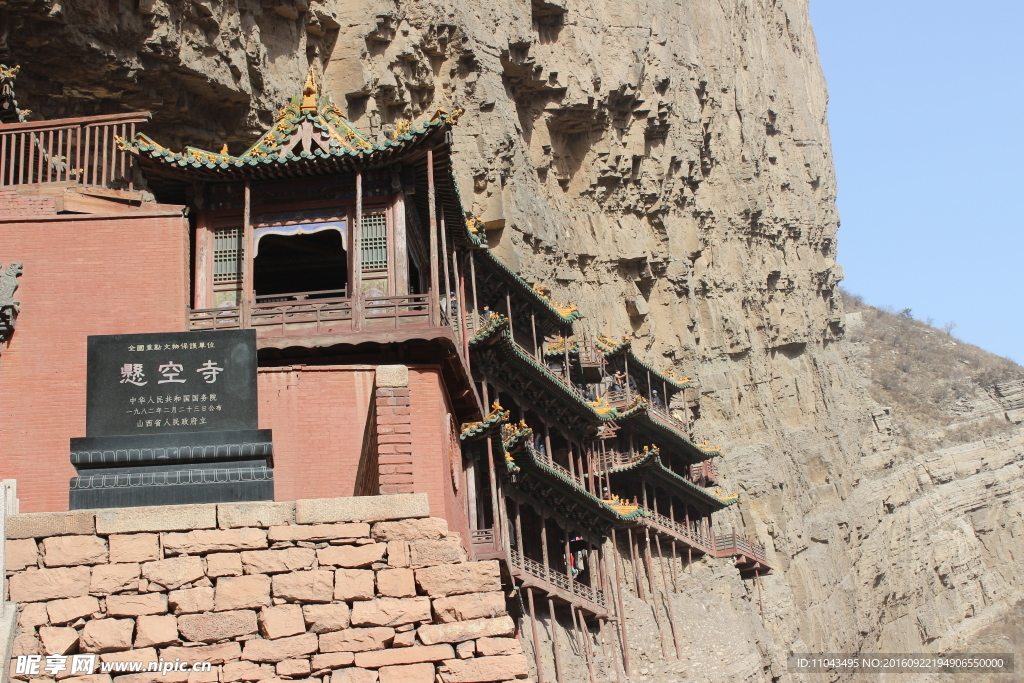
[
  {"left": 213, "top": 227, "right": 242, "bottom": 283},
  {"left": 361, "top": 212, "right": 388, "bottom": 271}
]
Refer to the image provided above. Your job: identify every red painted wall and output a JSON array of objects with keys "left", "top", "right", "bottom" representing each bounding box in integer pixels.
[
  {"left": 0, "top": 211, "right": 190, "bottom": 512},
  {"left": 257, "top": 365, "right": 375, "bottom": 503},
  {"left": 409, "top": 367, "right": 471, "bottom": 546},
  {"left": 261, "top": 364, "right": 471, "bottom": 547}
]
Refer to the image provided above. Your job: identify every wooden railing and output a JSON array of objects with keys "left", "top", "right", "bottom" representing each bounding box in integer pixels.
[
  {"left": 649, "top": 401, "right": 690, "bottom": 434},
  {"left": 509, "top": 548, "right": 606, "bottom": 608},
  {"left": 595, "top": 448, "right": 635, "bottom": 471},
  {"left": 363, "top": 293, "right": 432, "bottom": 329},
  {"left": 471, "top": 529, "right": 495, "bottom": 546},
  {"left": 714, "top": 532, "right": 767, "bottom": 564},
  {"left": 0, "top": 112, "right": 150, "bottom": 188},
  {"left": 188, "top": 293, "right": 435, "bottom": 337},
  {"left": 638, "top": 506, "right": 714, "bottom": 553},
  {"left": 577, "top": 339, "right": 605, "bottom": 368},
  {"left": 255, "top": 287, "right": 348, "bottom": 303},
  {"left": 690, "top": 459, "right": 718, "bottom": 484},
  {"left": 605, "top": 388, "right": 690, "bottom": 435},
  {"left": 531, "top": 446, "right": 586, "bottom": 489}
]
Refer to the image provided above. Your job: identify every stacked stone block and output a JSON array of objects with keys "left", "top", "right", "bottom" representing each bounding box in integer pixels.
[{"left": 4, "top": 495, "right": 530, "bottom": 683}]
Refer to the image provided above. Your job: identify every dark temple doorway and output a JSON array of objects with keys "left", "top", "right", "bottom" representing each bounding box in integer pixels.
[{"left": 253, "top": 230, "right": 348, "bottom": 300}]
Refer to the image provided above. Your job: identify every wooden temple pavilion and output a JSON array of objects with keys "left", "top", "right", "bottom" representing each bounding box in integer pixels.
[{"left": 1, "top": 65, "right": 772, "bottom": 682}]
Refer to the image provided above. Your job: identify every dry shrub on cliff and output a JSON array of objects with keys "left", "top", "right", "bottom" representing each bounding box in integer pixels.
[{"left": 841, "top": 288, "right": 1023, "bottom": 448}]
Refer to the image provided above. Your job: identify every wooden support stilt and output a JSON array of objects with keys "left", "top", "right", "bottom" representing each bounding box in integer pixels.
[
  {"left": 563, "top": 329, "right": 570, "bottom": 384},
  {"left": 548, "top": 598, "right": 563, "bottom": 683},
  {"left": 610, "top": 530, "right": 631, "bottom": 677},
  {"left": 642, "top": 529, "right": 671, "bottom": 659},
  {"left": 544, "top": 424, "right": 554, "bottom": 466},
  {"left": 756, "top": 572, "right": 764, "bottom": 616},
  {"left": 531, "top": 310, "right": 539, "bottom": 360},
  {"left": 624, "top": 353, "right": 630, "bottom": 402},
  {"left": 578, "top": 607, "right": 597, "bottom": 683},
  {"left": 564, "top": 527, "right": 573, "bottom": 594},
  {"left": 599, "top": 616, "right": 620, "bottom": 683},
  {"left": 540, "top": 514, "right": 551, "bottom": 583},
  {"left": 653, "top": 534, "right": 683, "bottom": 656},
  {"left": 455, "top": 251, "right": 470, "bottom": 371},
  {"left": 514, "top": 498, "right": 524, "bottom": 556},
  {"left": 505, "top": 288, "right": 515, "bottom": 341},
  {"left": 527, "top": 588, "right": 546, "bottom": 683},
  {"left": 626, "top": 528, "right": 644, "bottom": 600},
  {"left": 670, "top": 540, "right": 679, "bottom": 593},
  {"left": 642, "top": 528, "right": 657, "bottom": 597},
  {"left": 440, "top": 214, "right": 450, "bottom": 324},
  {"left": 469, "top": 250, "right": 479, "bottom": 324}
]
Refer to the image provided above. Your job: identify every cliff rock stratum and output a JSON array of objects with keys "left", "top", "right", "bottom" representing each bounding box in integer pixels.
[{"left": 4, "top": 0, "right": 1023, "bottom": 680}]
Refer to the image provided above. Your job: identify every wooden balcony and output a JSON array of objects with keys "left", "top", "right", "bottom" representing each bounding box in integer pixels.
[
  {"left": 714, "top": 532, "right": 768, "bottom": 565},
  {"left": 0, "top": 112, "right": 151, "bottom": 189},
  {"left": 637, "top": 506, "right": 715, "bottom": 555},
  {"left": 470, "top": 528, "right": 502, "bottom": 561},
  {"left": 509, "top": 548, "right": 607, "bottom": 615},
  {"left": 690, "top": 459, "right": 718, "bottom": 486},
  {"left": 605, "top": 389, "right": 690, "bottom": 435},
  {"left": 188, "top": 293, "right": 454, "bottom": 347}
]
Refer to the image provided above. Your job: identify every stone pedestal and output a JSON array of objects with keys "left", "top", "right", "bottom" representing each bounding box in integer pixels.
[{"left": 69, "top": 330, "right": 274, "bottom": 509}]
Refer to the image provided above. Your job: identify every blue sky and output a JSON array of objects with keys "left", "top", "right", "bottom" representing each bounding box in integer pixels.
[{"left": 809, "top": 1, "right": 1024, "bottom": 364}]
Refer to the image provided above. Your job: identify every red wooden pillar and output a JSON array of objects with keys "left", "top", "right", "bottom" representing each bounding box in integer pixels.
[
  {"left": 353, "top": 171, "right": 363, "bottom": 330},
  {"left": 427, "top": 150, "right": 439, "bottom": 325},
  {"left": 241, "top": 177, "right": 253, "bottom": 327}
]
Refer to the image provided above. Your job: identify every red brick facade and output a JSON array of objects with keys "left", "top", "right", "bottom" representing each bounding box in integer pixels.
[
  {"left": 0, "top": 210, "right": 190, "bottom": 512},
  {"left": 376, "top": 384, "right": 414, "bottom": 494},
  {"left": 0, "top": 188, "right": 57, "bottom": 216}
]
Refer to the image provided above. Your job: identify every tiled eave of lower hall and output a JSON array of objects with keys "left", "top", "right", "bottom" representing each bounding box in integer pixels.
[
  {"left": 470, "top": 317, "right": 618, "bottom": 437},
  {"left": 600, "top": 448, "right": 738, "bottom": 512},
  {"left": 502, "top": 425, "right": 648, "bottom": 535},
  {"left": 616, "top": 406, "right": 721, "bottom": 464}
]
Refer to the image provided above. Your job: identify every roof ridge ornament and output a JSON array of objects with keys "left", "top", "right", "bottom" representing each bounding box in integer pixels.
[
  {"left": 301, "top": 63, "right": 319, "bottom": 111},
  {"left": 0, "top": 64, "right": 28, "bottom": 123}
]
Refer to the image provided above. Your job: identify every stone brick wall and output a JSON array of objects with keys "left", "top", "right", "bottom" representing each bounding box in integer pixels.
[{"left": 3, "top": 494, "right": 530, "bottom": 683}]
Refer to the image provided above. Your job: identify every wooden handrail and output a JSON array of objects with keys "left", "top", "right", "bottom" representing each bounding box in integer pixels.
[
  {"left": 0, "top": 112, "right": 151, "bottom": 133},
  {"left": 0, "top": 113, "right": 149, "bottom": 188}
]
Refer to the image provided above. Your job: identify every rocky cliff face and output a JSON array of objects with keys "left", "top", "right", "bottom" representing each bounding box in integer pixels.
[{"left": 5, "top": 0, "right": 1023, "bottom": 679}]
